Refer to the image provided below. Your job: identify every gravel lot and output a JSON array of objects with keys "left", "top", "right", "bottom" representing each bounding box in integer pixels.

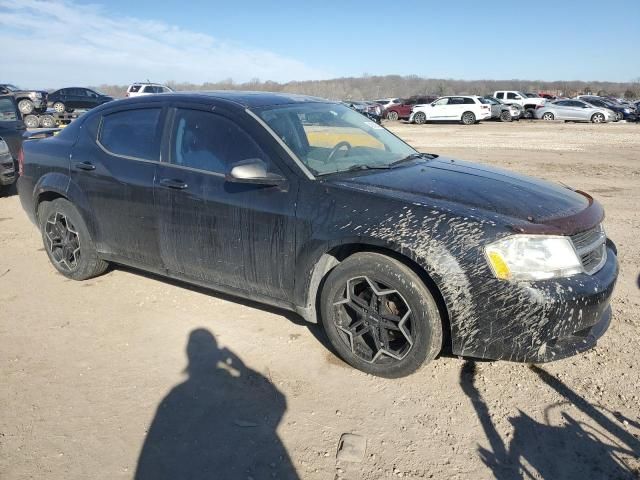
[{"left": 1, "top": 120, "right": 639, "bottom": 479}]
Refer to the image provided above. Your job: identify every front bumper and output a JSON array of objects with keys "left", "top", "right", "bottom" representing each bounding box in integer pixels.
[{"left": 453, "top": 243, "right": 618, "bottom": 363}]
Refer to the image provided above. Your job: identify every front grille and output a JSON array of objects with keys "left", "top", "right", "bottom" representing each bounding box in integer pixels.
[{"left": 570, "top": 224, "right": 607, "bottom": 275}]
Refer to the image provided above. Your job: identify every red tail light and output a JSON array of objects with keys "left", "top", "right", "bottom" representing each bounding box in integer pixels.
[{"left": 17, "top": 145, "right": 24, "bottom": 176}]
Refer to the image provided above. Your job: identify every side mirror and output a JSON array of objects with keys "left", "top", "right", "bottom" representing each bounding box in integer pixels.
[{"left": 225, "top": 158, "right": 287, "bottom": 187}]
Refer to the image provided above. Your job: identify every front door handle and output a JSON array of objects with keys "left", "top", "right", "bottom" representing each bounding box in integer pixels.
[
  {"left": 159, "top": 178, "right": 188, "bottom": 190},
  {"left": 75, "top": 161, "right": 96, "bottom": 171}
]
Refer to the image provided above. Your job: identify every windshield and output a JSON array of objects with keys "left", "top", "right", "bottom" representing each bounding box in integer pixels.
[{"left": 256, "top": 103, "right": 417, "bottom": 176}]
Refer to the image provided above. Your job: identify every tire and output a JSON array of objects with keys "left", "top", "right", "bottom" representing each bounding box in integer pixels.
[
  {"left": 320, "top": 252, "right": 443, "bottom": 378},
  {"left": 413, "top": 112, "right": 426, "bottom": 125},
  {"left": 591, "top": 113, "right": 605, "bottom": 124},
  {"left": 53, "top": 102, "right": 66, "bottom": 114},
  {"left": 387, "top": 111, "right": 399, "bottom": 121},
  {"left": 500, "top": 110, "right": 512, "bottom": 122},
  {"left": 23, "top": 115, "right": 39, "bottom": 128},
  {"left": 38, "top": 198, "right": 109, "bottom": 281},
  {"left": 39, "top": 115, "right": 56, "bottom": 128},
  {"left": 542, "top": 112, "right": 555, "bottom": 121},
  {"left": 523, "top": 108, "right": 535, "bottom": 119},
  {"left": 461, "top": 111, "right": 476, "bottom": 125},
  {"left": 18, "top": 99, "right": 34, "bottom": 114}
]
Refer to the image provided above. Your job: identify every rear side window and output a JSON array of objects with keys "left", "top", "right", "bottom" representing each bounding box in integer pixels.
[
  {"left": 171, "top": 109, "right": 269, "bottom": 174},
  {"left": 495, "top": 92, "right": 504, "bottom": 99},
  {"left": 463, "top": 98, "right": 476, "bottom": 104},
  {"left": 99, "top": 108, "right": 161, "bottom": 160},
  {"left": 129, "top": 85, "right": 141, "bottom": 93},
  {"left": 0, "top": 98, "right": 18, "bottom": 122}
]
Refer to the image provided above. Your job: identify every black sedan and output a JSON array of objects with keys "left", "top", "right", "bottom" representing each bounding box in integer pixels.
[
  {"left": 17, "top": 92, "right": 618, "bottom": 378},
  {"left": 48, "top": 87, "right": 114, "bottom": 113}
]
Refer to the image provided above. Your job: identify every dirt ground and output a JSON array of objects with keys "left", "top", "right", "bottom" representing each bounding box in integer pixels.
[{"left": 1, "top": 120, "right": 639, "bottom": 479}]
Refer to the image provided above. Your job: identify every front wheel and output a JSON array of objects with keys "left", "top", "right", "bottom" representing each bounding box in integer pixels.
[
  {"left": 320, "top": 252, "right": 443, "bottom": 378},
  {"left": 542, "top": 112, "right": 555, "bottom": 121},
  {"left": 523, "top": 108, "right": 535, "bottom": 119},
  {"left": 500, "top": 110, "right": 512, "bottom": 122},
  {"left": 413, "top": 112, "right": 426, "bottom": 125},
  {"left": 53, "top": 102, "right": 66, "bottom": 114},
  {"left": 591, "top": 113, "right": 605, "bottom": 123},
  {"left": 461, "top": 111, "right": 476, "bottom": 125},
  {"left": 38, "top": 198, "right": 109, "bottom": 281},
  {"left": 18, "top": 99, "right": 35, "bottom": 114}
]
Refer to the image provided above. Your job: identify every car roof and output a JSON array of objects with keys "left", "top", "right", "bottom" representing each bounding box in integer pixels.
[{"left": 160, "top": 91, "right": 332, "bottom": 108}]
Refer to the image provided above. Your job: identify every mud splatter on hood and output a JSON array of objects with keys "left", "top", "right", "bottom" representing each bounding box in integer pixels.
[{"left": 330, "top": 157, "right": 590, "bottom": 225}]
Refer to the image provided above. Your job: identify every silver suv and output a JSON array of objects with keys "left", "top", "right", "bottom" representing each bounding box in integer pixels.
[{"left": 126, "top": 83, "right": 173, "bottom": 97}]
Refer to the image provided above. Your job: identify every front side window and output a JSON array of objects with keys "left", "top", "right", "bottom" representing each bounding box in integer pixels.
[
  {"left": 256, "top": 102, "right": 416, "bottom": 176},
  {"left": 171, "top": 109, "right": 270, "bottom": 175},
  {"left": 433, "top": 98, "right": 449, "bottom": 106},
  {"left": 99, "top": 108, "right": 161, "bottom": 160},
  {"left": 0, "top": 98, "right": 18, "bottom": 122}
]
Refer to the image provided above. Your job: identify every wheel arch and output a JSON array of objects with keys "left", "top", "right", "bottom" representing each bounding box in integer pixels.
[
  {"left": 296, "top": 239, "right": 453, "bottom": 353},
  {"left": 34, "top": 174, "right": 98, "bottom": 242}
]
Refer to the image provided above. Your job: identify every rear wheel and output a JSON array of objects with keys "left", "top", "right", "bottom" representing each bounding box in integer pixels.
[
  {"left": 387, "top": 111, "right": 399, "bottom": 121},
  {"left": 38, "top": 198, "right": 109, "bottom": 281},
  {"left": 523, "top": 108, "right": 535, "bottom": 119},
  {"left": 542, "top": 112, "right": 555, "bottom": 121},
  {"left": 53, "top": 102, "right": 66, "bottom": 114},
  {"left": 461, "top": 111, "right": 476, "bottom": 125},
  {"left": 413, "top": 112, "right": 426, "bottom": 125},
  {"left": 500, "top": 110, "right": 512, "bottom": 122},
  {"left": 320, "top": 252, "right": 443, "bottom": 378},
  {"left": 591, "top": 113, "right": 605, "bottom": 123},
  {"left": 18, "top": 99, "right": 34, "bottom": 114}
]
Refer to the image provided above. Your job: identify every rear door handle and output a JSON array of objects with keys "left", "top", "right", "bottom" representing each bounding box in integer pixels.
[
  {"left": 159, "top": 178, "right": 188, "bottom": 190},
  {"left": 75, "top": 161, "right": 96, "bottom": 171}
]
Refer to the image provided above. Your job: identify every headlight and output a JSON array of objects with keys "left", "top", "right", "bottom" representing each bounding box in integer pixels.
[{"left": 485, "top": 235, "right": 582, "bottom": 281}]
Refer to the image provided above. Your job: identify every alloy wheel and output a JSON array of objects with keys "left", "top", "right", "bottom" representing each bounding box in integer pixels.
[
  {"left": 387, "top": 111, "right": 399, "bottom": 121},
  {"left": 44, "top": 212, "right": 81, "bottom": 271},
  {"left": 543, "top": 113, "right": 554, "bottom": 121},
  {"left": 414, "top": 112, "right": 426, "bottom": 124},
  {"left": 592, "top": 113, "right": 604, "bottom": 123},
  {"left": 333, "top": 276, "right": 414, "bottom": 364}
]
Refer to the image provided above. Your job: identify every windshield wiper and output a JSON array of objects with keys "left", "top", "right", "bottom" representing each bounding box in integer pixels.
[
  {"left": 389, "top": 152, "right": 437, "bottom": 168},
  {"left": 342, "top": 163, "right": 391, "bottom": 172}
]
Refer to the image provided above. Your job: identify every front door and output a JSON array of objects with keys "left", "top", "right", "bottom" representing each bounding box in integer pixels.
[{"left": 154, "top": 106, "right": 298, "bottom": 300}]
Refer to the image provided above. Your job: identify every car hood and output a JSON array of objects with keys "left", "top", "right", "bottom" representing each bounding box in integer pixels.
[{"left": 331, "top": 158, "right": 597, "bottom": 233}]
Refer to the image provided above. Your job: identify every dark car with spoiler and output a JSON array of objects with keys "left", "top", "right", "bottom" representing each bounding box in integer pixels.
[{"left": 17, "top": 92, "right": 618, "bottom": 378}]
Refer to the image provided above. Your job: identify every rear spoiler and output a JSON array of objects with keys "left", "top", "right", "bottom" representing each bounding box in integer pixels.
[{"left": 23, "top": 128, "right": 61, "bottom": 140}]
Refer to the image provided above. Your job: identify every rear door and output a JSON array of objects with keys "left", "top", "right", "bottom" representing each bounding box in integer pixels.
[
  {"left": 70, "top": 104, "right": 165, "bottom": 266},
  {"left": 154, "top": 104, "right": 298, "bottom": 300},
  {"left": 444, "top": 97, "right": 466, "bottom": 119}
]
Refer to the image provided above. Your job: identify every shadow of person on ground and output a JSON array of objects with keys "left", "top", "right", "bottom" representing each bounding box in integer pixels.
[
  {"left": 460, "top": 361, "right": 639, "bottom": 479},
  {"left": 135, "top": 328, "right": 300, "bottom": 480}
]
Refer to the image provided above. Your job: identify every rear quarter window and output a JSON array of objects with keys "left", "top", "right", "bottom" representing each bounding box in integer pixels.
[
  {"left": 99, "top": 108, "right": 161, "bottom": 160},
  {"left": 128, "top": 85, "right": 141, "bottom": 93},
  {"left": 463, "top": 98, "right": 476, "bottom": 104}
]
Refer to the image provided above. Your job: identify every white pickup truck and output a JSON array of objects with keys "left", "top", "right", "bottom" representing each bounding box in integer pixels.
[{"left": 493, "top": 91, "right": 546, "bottom": 119}]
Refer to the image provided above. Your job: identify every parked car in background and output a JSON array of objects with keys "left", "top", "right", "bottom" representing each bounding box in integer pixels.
[
  {"left": 343, "top": 101, "right": 383, "bottom": 123},
  {"left": 493, "top": 91, "right": 546, "bottom": 118},
  {"left": 539, "top": 93, "right": 558, "bottom": 100},
  {"left": 48, "top": 88, "right": 114, "bottom": 113},
  {"left": 410, "top": 96, "right": 492, "bottom": 125},
  {"left": 0, "top": 84, "right": 48, "bottom": 115},
  {"left": 523, "top": 92, "right": 539, "bottom": 98},
  {"left": 535, "top": 99, "right": 614, "bottom": 123},
  {"left": 481, "top": 96, "right": 522, "bottom": 122},
  {"left": 385, "top": 96, "right": 437, "bottom": 120},
  {"left": 0, "top": 95, "right": 24, "bottom": 192},
  {"left": 577, "top": 96, "right": 636, "bottom": 121},
  {"left": 374, "top": 98, "right": 401, "bottom": 110},
  {"left": 18, "top": 91, "right": 618, "bottom": 377},
  {"left": 126, "top": 83, "right": 173, "bottom": 97}
]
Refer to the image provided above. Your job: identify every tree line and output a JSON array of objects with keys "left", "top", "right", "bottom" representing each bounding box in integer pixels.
[{"left": 94, "top": 75, "right": 640, "bottom": 100}]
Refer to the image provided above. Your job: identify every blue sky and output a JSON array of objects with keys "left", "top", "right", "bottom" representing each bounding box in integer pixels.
[{"left": 1, "top": 0, "right": 638, "bottom": 88}]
